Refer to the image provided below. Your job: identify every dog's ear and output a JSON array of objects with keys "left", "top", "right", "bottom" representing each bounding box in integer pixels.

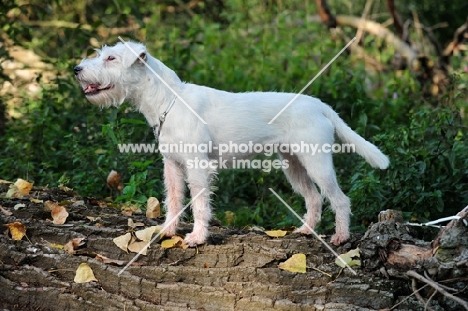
[{"left": 122, "top": 42, "right": 147, "bottom": 67}]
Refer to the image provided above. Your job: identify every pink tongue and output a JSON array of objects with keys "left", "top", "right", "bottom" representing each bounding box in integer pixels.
[{"left": 83, "top": 83, "right": 99, "bottom": 92}]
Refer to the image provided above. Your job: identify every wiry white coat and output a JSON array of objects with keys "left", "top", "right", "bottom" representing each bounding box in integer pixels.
[{"left": 75, "top": 42, "right": 389, "bottom": 246}]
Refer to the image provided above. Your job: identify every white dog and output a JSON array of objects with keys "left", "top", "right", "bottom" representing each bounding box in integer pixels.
[{"left": 74, "top": 41, "right": 389, "bottom": 247}]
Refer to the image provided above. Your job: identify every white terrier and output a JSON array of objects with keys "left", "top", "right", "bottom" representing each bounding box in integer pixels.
[{"left": 74, "top": 41, "right": 389, "bottom": 247}]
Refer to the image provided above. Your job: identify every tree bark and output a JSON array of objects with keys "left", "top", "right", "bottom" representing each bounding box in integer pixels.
[{"left": 1, "top": 187, "right": 467, "bottom": 310}]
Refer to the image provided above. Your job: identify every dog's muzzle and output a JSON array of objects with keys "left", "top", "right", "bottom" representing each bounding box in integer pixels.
[
  {"left": 73, "top": 65, "right": 113, "bottom": 96},
  {"left": 74, "top": 66, "right": 82, "bottom": 76}
]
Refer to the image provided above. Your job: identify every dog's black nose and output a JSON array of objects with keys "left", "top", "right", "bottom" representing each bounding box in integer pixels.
[{"left": 74, "top": 66, "right": 82, "bottom": 75}]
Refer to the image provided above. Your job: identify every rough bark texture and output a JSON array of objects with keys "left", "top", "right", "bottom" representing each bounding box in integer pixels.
[{"left": 1, "top": 187, "right": 467, "bottom": 310}]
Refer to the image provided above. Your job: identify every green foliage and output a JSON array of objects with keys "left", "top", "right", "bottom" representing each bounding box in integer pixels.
[
  {"left": 349, "top": 106, "right": 467, "bottom": 228},
  {"left": 328, "top": 0, "right": 468, "bottom": 45},
  {"left": 0, "top": 0, "right": 467, "bottom": 233}
]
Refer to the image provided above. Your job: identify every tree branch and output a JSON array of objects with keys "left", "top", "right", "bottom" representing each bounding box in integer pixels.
[
  {"left": 407, "top": 270, "right": 468, "bottom": 310},
  {"left": 386, "top": 0, "right": 404, "bottom": 39},
  {"left": 411, "top": 278, "right": 435, "bottom": 311},
  {"left": 22, "top": 21, "right": 140, "bottom": 38},
  {"left": 314, "top": 0, "right": 337, "bottom": 28},
  {"left": 443, "top": 16, "right": 468, "bottom": 58},
  {"left": 334, "top": 15, "right": 417, "bottom": 64}
]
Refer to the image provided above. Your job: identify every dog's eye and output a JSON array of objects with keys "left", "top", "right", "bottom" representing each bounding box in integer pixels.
[{"left": 107, "top": 56, "right": 116, "bottom": 61}]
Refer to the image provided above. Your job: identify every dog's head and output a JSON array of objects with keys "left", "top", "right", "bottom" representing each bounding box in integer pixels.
[{"left": 74, "top": 41, "right": 147, "bottom": 107}]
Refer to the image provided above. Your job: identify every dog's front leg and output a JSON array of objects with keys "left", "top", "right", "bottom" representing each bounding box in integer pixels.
[
  {"left": 184, "top": 166, "right": 214, "bottom": 247},
  {"left": 162, "top": 157, "right": 185, "bottom": 237}
]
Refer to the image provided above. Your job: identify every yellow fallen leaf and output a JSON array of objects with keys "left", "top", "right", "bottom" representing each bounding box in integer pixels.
[
  {"left": 127, "top": 218, "right": 144, "bottom": 228},
  {"left": 135, "top": 226, "right": 161, "bottom": 242},
  {"left": 265, "top": 230, "right": 288, "bottom": 238},
  {"left": 278, "top": 253, "right": 306, "bottom": 273},
  {"left": 146, "top": 197, "right": 161, "bottom": 218},
  {"left": 63, "top": 242, "right": 75, "bottom": 254},
  {"left": 29, "top": 198, "right": 43, "bottom": 204},
  {"left": 44, "top": 200, "right": 57, "bottom": 211},
  {"left": 16, "top": 179, "right": 33, "bottom": 194},
  {"left": 128, "top": 241, "right": 150, "bottom": 255},
  {"left": 74, "top": 263, "right": 98, "bottom": 283},
  {"left": 51, "top": 205, "right": 69, "bottom": 225},
  {"left": 4, "top": 222, "right": 27, "bottom": 240},
  {"left": 121, "top": 203, "right": 142, "bottom": 216},
  {"left": 6, "top": 179, "right": 34, "bottom": 198},
  {"left": 161, "top": 236, "right": 188, "bottom": 249},
  {"left": 335, "top": 248, "right": 361, "bottom": 268},
  {"left": 59, "top": 185, "right": 74, "bottom": 192},
  {"left": 161, "top": 238, "right": 178, "bottom": 249},
  {"left": 113, "top": 233, "right": 132, "bottom": 253},
  {"left": 47, "top": 243, "right": 64, "bottom": 250},
  {"left": 5, "top": 187, "right": 16, "bottom": 198},
  {"left": 64, "top": 237, "right": 86, "bottom": 254}
]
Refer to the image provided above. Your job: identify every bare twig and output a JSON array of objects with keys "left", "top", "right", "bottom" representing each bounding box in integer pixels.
[
  {"left": 355, "top": 0, "right": 374, "bottom": 46},
  {"left": 440, "top": 277, "right": 468, "bottom": 284},
  {"left": 443, "top": 17, "right": 468, "bottom": 57},
  {"left": 388, "top": 283, "right": 429, "bottom": 310},
  {"left": 309, "top": 266, "right": 333, "bottom": 278},
  {"left": 412, "top": 278, "right": 435, "bottom": 311},
  {"left": 407, "top": 270, "right": 468, "bottom": 310},
  {"left": 425, "top": 288, "right": 438, "bottom": 311},
  {"left": 385, "top": 0, "right": 404, "bottom": 39},
  {"left": 424, "top": 271, "right": 458, "bottom": 293},
  {"left": 411, "top": 10, "right": 425, "bottom": 53}
]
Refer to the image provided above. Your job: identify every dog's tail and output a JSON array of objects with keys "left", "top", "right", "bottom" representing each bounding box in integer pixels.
[{"left": 322, "top": 104, "right": 389, "bottom": 169}]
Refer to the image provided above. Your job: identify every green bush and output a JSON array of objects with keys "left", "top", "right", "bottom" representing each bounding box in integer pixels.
[{"left": 1, "top": 0, "right": 467, "bottom": 234}]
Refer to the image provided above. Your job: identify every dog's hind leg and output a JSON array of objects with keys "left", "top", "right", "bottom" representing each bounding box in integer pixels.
[
  {"left": 279, "top": 152, "right": 323, "bottom": 233},
  {"left": 162, "top": 157, "right": 185, "bottom": 236},
  {"left": 184, "top": 164, "right": 215, "bottom": 246},
  {"left": 295, "top": 152, "right": 351, "bottom": 246}
]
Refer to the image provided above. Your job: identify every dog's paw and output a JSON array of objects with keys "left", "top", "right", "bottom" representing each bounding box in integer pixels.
[
  {"left": 161, "top": 222, "right": 178, "bottom": 237},
  {"left": 184, "top": 231, "right": 207, "bottom": 247},
  {"left": 330, "top": 232, "right": 350, "bottom": 246},
  {"left": 293, "top": 225, "right": 314, "bottom": 235}
]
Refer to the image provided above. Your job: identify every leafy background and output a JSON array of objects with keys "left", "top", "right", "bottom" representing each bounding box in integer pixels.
[{"left": 0, "top": 0, "right": 467, "bottom": 234}]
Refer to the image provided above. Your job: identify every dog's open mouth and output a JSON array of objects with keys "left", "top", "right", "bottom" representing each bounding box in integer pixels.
[{"left": 83, "top": 83, "right": 113, "bottom": 96}]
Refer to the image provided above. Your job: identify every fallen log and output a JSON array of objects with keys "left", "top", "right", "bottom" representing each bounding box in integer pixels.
[{"left": 0, "top": 187, "right": 467, "bottom": 310}]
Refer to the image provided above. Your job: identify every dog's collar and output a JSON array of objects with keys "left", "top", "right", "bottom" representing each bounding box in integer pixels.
[{"left": 153, "top": 96, "right": 177, "bottom": 139}]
